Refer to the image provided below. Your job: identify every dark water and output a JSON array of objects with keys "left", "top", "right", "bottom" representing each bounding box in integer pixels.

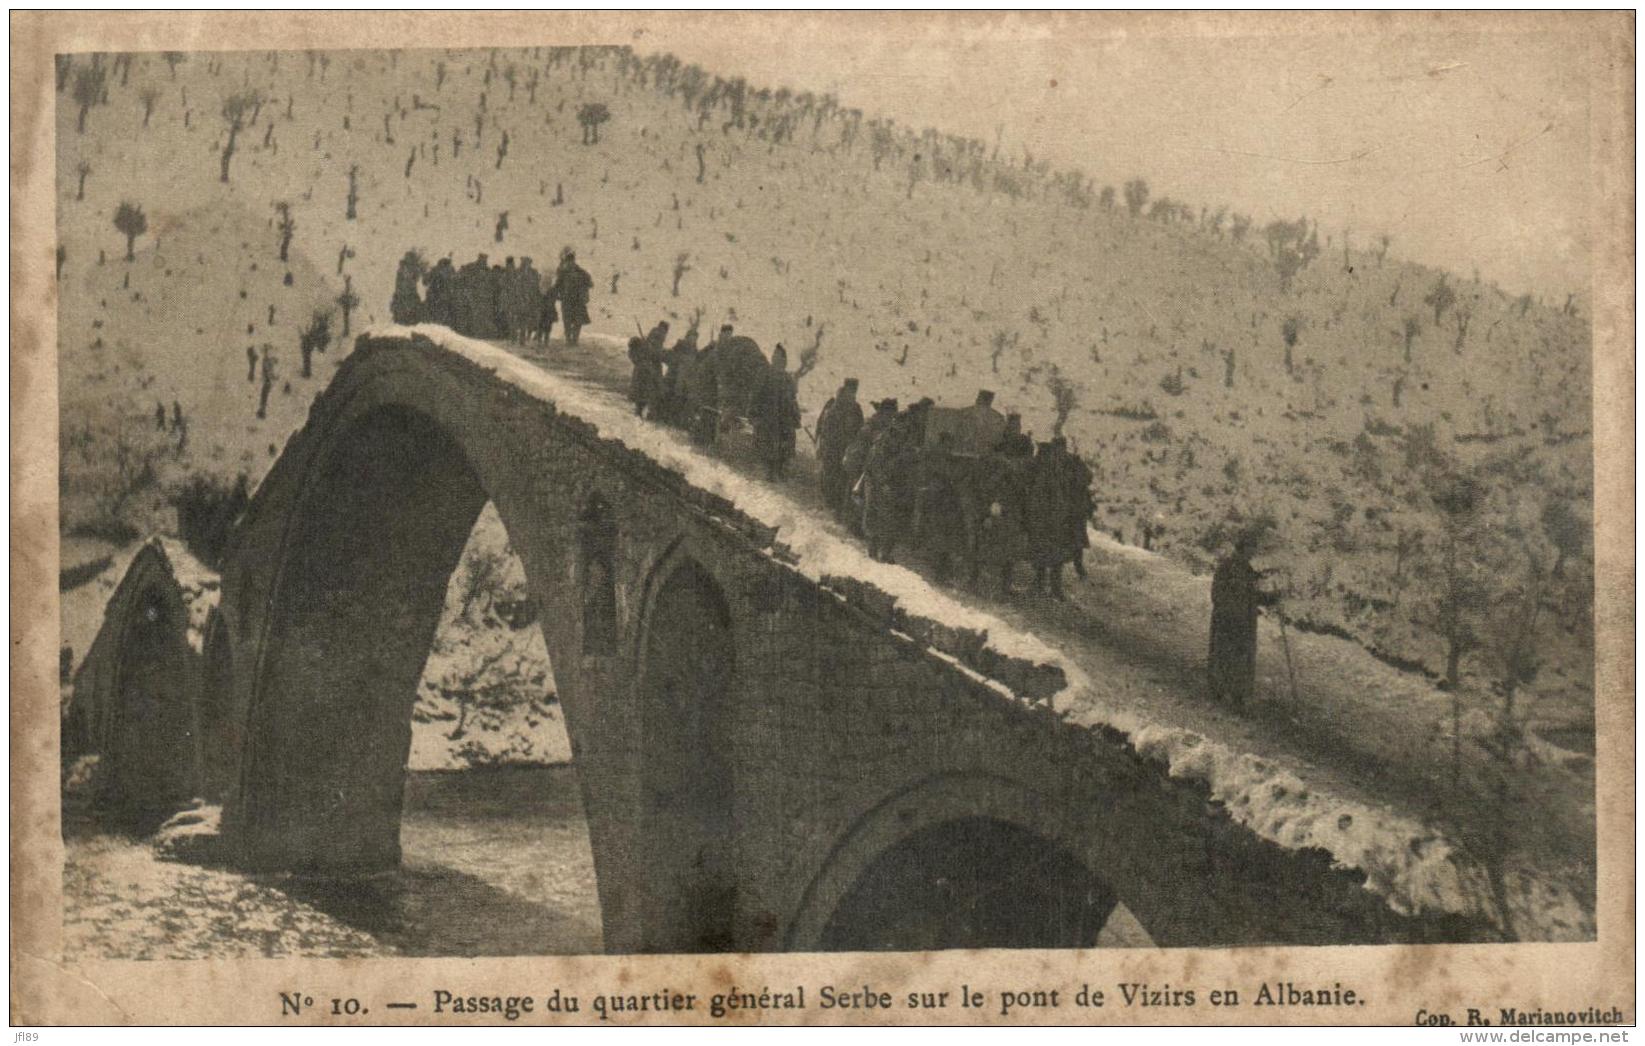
[{"left": 279, "top": 765, "right": 603, "bottom": 956}]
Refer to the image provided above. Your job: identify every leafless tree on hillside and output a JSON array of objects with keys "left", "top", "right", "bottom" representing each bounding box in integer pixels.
[
  {"left": 1282, "top": 316, "right": 1300, "bottom": 373},
  {"left": 274, "top": 202, "right": 295, "bottom": 262},
  {"left": 113, "top": 201, "right": 147, "bottom": 261},
  {"left": 1046, "top": 365, "right": 1078, "bottom": 437},
  {"left": 138, "top": 85, "right": 160, "bottom": 128},
  {"left": 74, "top": 161, "right": 91, "bottom": 202},
  {"left": 1426, "top": 470, "right": 1487, "bottom": 694},
  {"left": 577, "top": 102, "right": 611, "bottom": 144},
  {"left": 1539, "top": 499, "right": 1586, "bottom": 580},
  {"left": 1425, "top": 275, "right": 1457, "bottom": 325},
  {"left": 336, "top": 278, "right": 359, "bottom": 338},
  {"left": 989, "top": 329, "right": 1017, "bottom": 373},
  {"left": 72, "top": 64, "right": 106, "bottom": 135},
  {"left": 671, "top": 252, "right": 692, "bottom": 297},
  {"left": 220, "top": 91, "right": 260, "bottom": 183},
  {"left": 1453, "top": 303, "right": 1473, "bottom": 352},
  {"left": 298, "top": 310, "right": 332, "bottom": 378}
]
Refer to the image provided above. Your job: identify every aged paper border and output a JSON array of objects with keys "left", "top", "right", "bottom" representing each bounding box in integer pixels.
[{"left": 10, "top": 10, "right": 1635, "bottom": 1026}]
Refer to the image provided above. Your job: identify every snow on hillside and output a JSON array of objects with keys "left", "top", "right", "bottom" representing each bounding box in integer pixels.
[{"left": 53, "top": 47, "right": 1594, "bottom": 939}]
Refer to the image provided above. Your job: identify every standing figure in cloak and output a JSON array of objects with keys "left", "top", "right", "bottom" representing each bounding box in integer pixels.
[
  {"left": 816, "top": 377, "right": 864, "bottom": 518},
  {"left": 389, "top": 250, "right": 427, "bottom": 325},
  {"left": 750, "top": 344, "right": 801, "bottom": 480},
  {"left": 556, "top": 248, "right": 593, "bottom": 346},
  {"left": 1207, "top": 524, "right": 1281, "bottom": 705},
  {"left": 658, "top": 327, "right": 700, "bottom": 427},
  {"left": 627, "top": 320, "right": 668, "bottom": 418},
  {"left": 424, "top": 256, "right": 457, "bottom": 329}
]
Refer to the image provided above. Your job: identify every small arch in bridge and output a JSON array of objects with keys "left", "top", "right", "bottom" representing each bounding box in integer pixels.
[
  {"left": 106, "top": 584, "right": 199, "bottom": 830},
  {"left": 577, "top": 494, "right": 618, "bottom": 655},
  {"left": 817, "top": 817, "right": 1119, "bottom": 951},
  {"left": 637, "top": 554, "right": 737, "bottom": 953}
]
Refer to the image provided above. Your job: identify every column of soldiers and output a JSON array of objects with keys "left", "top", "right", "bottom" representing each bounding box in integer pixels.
[
  {"left": 815, "top": 383, "right": 1097, "bottom": 599},
  {"left": 392, "top": 247, "right": 593, "bottom": 346},
  {"left": 386, "top": 255, "right": 1275, "bottom": 705},
  {"left": 625, "top": 321, "right": 802, "bottom": 482}
]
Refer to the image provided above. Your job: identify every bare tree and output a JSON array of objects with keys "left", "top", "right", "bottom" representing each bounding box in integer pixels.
[
  {"left": 1425, "top": 275, "right": 1457, "bottom": 325},
  {"left": 336, "top": 277, "right": 359, "bottom": 338},
  {"left": 346, "top": 165, "right": 359, "bottom": 220},
  {"left": 1539, "top": 498, "right": 1586, "bottom": 579},
  {"left": 163, "top": 51, "right": 185, "bottom": 79},
  {"left": 220, "top": 91, "right": 260, "bottom": 183},
  {"left": 72, "top": 64, "right": 107, "bottom": 135},
  {"left": 577, "top": 102, "right": 612, "bottom": 144},
  {"left": 112, "top": 201, "right": 147, "bottom": 261},
  {"left": 1282, "top": 316, "right": 1300, "bottom": 373},
  {"left": 1454, "top": 303, "right": 1473, "bottom": 352},
  {"left": 298, "top": 309, "right": 332, "bottom": 378},
  {"left": 1046, "top": 365, "right": 1078, "bottom": 436},
  {"left": 1428, "top": 470, "right": 1487, "bottom": 691},
  {"left": 138, "top": 85, "right": 160, "bottom": 128},
  {"left": 989, "top": 329, "right": 1017, "bottom": 373},
  {"left": 671, "top": 252, "right": 691, "bottom": 296},
  {"left": 74, "top": 161, "right": 91, "bottom": 201},
  {"left": 274, "top": 201, "right": 295, "bottom": 262}
]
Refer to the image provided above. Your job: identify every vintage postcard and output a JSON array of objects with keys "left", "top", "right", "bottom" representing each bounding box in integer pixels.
[{"left": 10, "top": 10, "right": 1634, "bottom": 1028}]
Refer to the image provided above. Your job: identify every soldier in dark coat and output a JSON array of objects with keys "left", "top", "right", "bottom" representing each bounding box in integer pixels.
[
  {"left": 454, "top": 253, "right": 492, "bottom": 338},
  {"left": 508, "top": 257, "right": 541, "bottom": 342},
  {"left": 862, "top": 418, "right": 918, "bottom": 562},
  {"left": 627, "top": 321, "right": 668, "bottom": 418},
  {"left": 750, "top": 344, "right": 801, "bottom": 480},
  {"left": 816, "top": 378, "right": 863, "bottom": 517},
  {"left": 1026, "top": 439, "right": 1079, "bottom": 599},
  {"left": 555, "top": 249, "right": 593, "bottom": 345},
  {"left": 533, "top": 266, "right": 558, "bottom": 343},
  {"left": 954, "top": 388, "right": 1007, "bottom": 453},
  {"left": 390, "top": 251, "right": 427, "bottom": 325},
  {"left": 842, "top": 398, "right": 898, "bottom": 534},
  {"left": 684, "top": 330, "right": 724, "bottom": 444},
  {"left": 994, "top": 413, "right": 1034, "bottom": 457},
  {"left": 658, "top": 327, "right": 700, "bottom": 426},
  {"left": 903, "top": 397, "right": 936, "bottom": 446},
  {"left": 489, "top": 260, "right": 510, "bottom": 339},
  {"left": 424, "top": 257, "right": 457, "bottom": 328},
  {"left": 1207, "top": 526, "right": 1280, "bottom": 705}
]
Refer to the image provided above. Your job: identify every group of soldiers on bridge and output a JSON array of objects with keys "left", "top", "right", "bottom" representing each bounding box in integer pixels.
[
  {"left": 382, "top": 251, "right": 1279, "bottom": 695},
  {"left": 391, "top": 247, "right": 595, "bottom": 347},
  {"left": 625, "top": 319, "right": 1097, "bottom": 600}
]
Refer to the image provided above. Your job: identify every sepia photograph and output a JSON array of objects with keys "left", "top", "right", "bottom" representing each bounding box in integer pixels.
[{"left": 11, "top": 9, "right": 1634, "bottom": 1027}]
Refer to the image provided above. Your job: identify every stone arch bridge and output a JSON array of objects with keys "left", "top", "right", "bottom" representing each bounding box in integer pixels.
[{"left": 195, "top": 329, "right": 1488, "bottom": 953}]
